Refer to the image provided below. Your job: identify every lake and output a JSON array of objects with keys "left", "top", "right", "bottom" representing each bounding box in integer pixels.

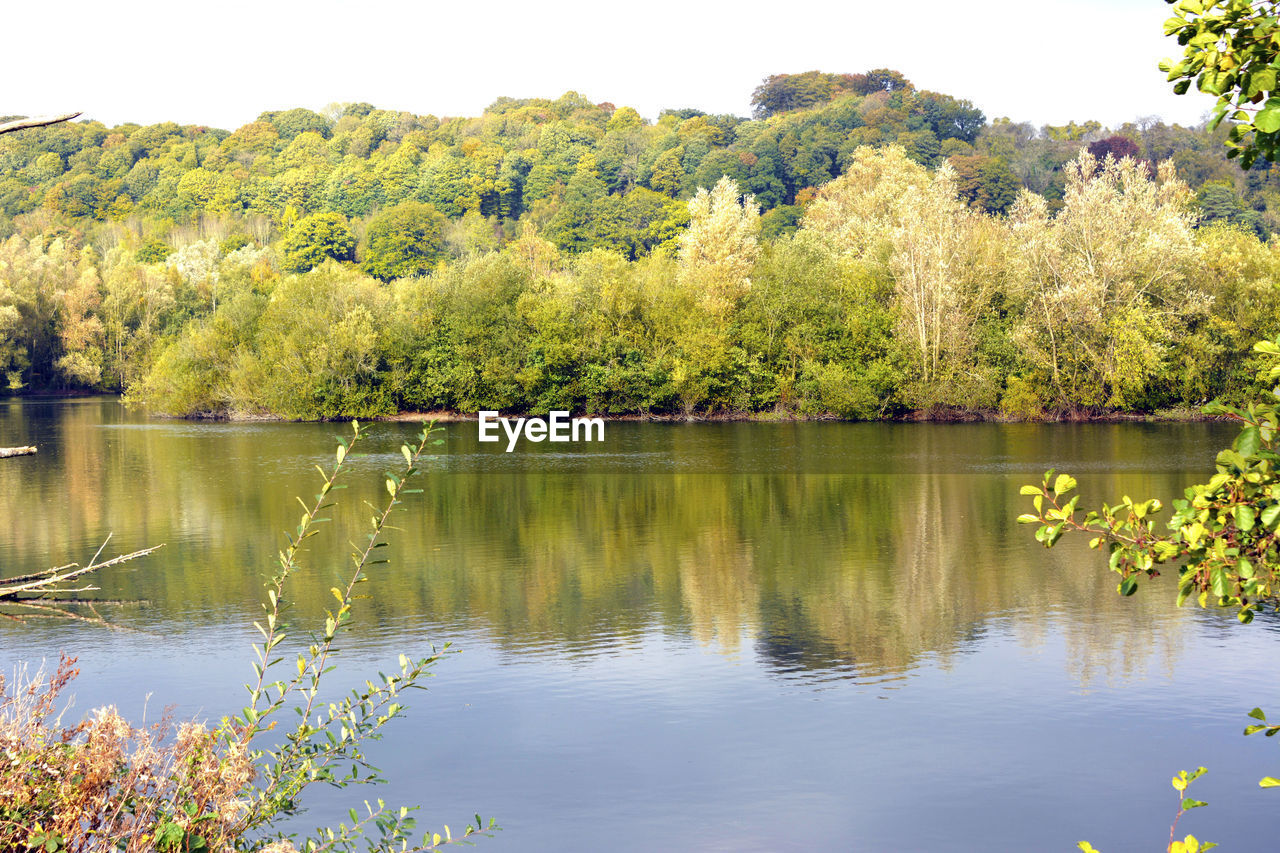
[{"left": 2, "top": 397, "right": 1276, "bottom": 851}]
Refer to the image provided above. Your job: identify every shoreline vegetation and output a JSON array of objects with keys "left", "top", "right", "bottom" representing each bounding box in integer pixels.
[
  {"left": 3, "top": 73, "right": 1280, "bottom": 423},
  {"left": 6, "top": 392, "right": 1222, "bottom": 425}
]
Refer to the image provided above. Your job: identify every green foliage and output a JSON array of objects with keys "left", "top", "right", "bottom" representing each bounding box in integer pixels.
[
  {"left": 6, "top": 74, "right": 1280, "bottom": 419},
  {"left": 949, "top": 153, "right": 1019, "bottom": 214},
  {"left": 362, "top": 201, "right": 447, "bottom": 280},
  {"left": 281, "top": 212, "right": 356, "bottom": 273},
  {"left": 1, "top": 72, "right": 1277, "bottom": 245},
  {"left": 136, "top": 237, "right": 172, "bottom": 264},
  {"left": 1019, "top": 337, "right": 1280, "bottom": 622},
  {"left": 1195, "top": 180, "right": 1263, "bottom": 234},
  {"left": 1160, "top": 0, "right": 1280, "bottom": 167}
]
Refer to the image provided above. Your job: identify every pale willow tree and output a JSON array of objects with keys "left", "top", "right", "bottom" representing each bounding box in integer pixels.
[
  {"left": 168, "top": 239, "right": 222, "bottom": 311},
  {"left": 673, "top": 176, "right": 761, "bottom": 411},
  {"left": 1010, "top": 151, "right": 1203, "bottom": 411},
  {"left": 102, "top": 246, "right": 177, "bottom": 388},
  {"left": 53, "top": 264, "right": 106, "bottom": 386},
  {"left": 802, "top": 145, "right": 1012, "bottom": 408},
  {"left": 0, "top": 235, "right": 106, "bottom": 389},
  {"left": 679, "top": 176, "right": 761, "bottom": 315}
]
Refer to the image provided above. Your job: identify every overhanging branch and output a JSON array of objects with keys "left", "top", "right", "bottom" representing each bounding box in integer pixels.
[{"left": 0, "top": 112, "right": 82, "bottom": 136}]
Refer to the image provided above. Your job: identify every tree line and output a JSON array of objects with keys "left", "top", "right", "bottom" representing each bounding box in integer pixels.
[{"left": 2, "top": 73, "right": 1279, "bottom": 419}]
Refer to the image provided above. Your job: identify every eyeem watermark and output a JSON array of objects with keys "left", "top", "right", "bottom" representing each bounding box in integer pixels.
[{"left": 478, "top": 410, "right": 605, "bottom": 452}]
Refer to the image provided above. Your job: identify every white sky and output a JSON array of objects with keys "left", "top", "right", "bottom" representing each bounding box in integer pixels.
[{"left": 8, "top": 0, "right": 1217, "bottom": 132}]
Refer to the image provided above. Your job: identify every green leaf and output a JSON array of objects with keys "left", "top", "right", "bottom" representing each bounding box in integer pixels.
[
  {"left": 1053, "top": 474, "right": 1077, "bottom": 496},
  {"left": 1256, "top": 108, "right": 1280, "bottom": 133},
  {"left": 1210, "top": 567, "right": 1230, "bottom": 599},
  {"left": 1260, "top": 776, "right": 1280, "bottom": 787},
  {"left": 1181, "top": 798, "right": 1207, "bottom": 810},
  {"left": 1250, "top": 68, "right": 1278, "bottom": 96},
  {"left": 1248, "top": 707, "right": 1267, "bottom": 721},
  {"left": 1020, "top": 485, "right": 1042, "bottom": 496},
  {"left": 1237, "top": 426, "right": 1261, "bottom": 456},
  {"left": 1235, "top": 504, "right": 1257, "bottom": 532}
]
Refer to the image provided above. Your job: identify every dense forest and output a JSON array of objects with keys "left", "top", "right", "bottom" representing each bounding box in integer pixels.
[{"left": 2, "top": 69, "right": 1279, "bottom": 419}]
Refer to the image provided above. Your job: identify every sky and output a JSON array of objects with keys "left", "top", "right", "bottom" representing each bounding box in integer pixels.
[{"left": 9, "top": 0, "right": 1220, "bottom": 132}]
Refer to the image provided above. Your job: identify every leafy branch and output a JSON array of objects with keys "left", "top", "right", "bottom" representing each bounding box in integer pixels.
[
  {"left": 1023, "top": 336, "right": 1280, "bottom": 848},
  {"left": 1159, "top": 0, "right": 1280, "bottom": 166},
  {"left": 222, "top": 420, "right": 496, "bottom": 851}
]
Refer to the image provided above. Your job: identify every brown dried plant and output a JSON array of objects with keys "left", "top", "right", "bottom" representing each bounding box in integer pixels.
[{"left": 0, "top": 655, "right": 254, "bottom": 852}]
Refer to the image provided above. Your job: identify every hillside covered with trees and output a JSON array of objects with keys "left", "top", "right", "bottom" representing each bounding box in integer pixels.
[{"left": 2, "top": 70, "right": 1279, "bottom": 419}]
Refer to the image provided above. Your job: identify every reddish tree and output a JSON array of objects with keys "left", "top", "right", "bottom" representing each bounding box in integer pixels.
[{"left": 1087, "top": 135, "right": 1141, "bottom": 162}]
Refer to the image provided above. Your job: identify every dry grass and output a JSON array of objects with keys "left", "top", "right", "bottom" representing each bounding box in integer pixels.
[{"left": 0, "top": 655, "right": 266, "bottom": 853}]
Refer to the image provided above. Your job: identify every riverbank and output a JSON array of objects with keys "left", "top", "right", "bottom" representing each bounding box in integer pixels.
[
  {"left": 377, "top": 405, "right": 1221, "bottom": 425},
  {"left": 2, "top": 393, "right": 1225, "bottom": 424}
]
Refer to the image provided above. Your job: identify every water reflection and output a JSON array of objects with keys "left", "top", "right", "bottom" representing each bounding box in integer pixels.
[
  {"left": 0, "top": 399, "right": 1232, "bottom": 690},
  {"left": 9, "top": 400, "right": 1280, "bottom": 851}
]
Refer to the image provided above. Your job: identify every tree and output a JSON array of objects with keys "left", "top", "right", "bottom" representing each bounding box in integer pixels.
[
  {"left": 911, "top": 91, "right": 985, "bottom": 143},
  {"left": 671, "top": 177, "right": 761, "bottom": 411},
  {"left": 678, "top": 176, "right": 760, "bottom": 318},
  {"left": 750, "top": 72, "right": 857, "bottom": 118},
  {"left": 1160, "top": 0, "right": 1280, "bottom": 166},
  {"left": 259, "top": 107, "right": 331, "bottom": 140},
  {"left": 135, "top": 238, "right": 172, "bottom": 264},
  {"left": 1009, "top": 151, "right": 1200, "bottom": 411},
  {"left": 949, "top": 154, "right": 1020, "bottom": 214},
  {"left": 280, "top": 211, "right": 356, "bottom": 273},
  {"left": 1086, "top": 135, "right": 1142, "bottom": 163},
  {"left": 649, "top": 148, "right": 684, "bottom": 197},
  {"left": 1196, "top": 180, "right": 1264, "bottom": 234},
  {"left": 362, "top": 201, "right": 447, "bottom": 280}
]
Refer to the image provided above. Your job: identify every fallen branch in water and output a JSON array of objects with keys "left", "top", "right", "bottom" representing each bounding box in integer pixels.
[
  {"left": 0, "top": 446, "right": 36, "bottom": 458},
  {"left": 1, "top": 537, "right": 161, "bottom": 623}
]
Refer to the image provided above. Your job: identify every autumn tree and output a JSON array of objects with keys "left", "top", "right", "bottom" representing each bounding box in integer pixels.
[
  {"left": 668, "top": 177, "right": 761, "bottom": 411},
  {"left": 1086, "top": 134, "right": 1142, "bottom": 163},
  {"left": 949, "top": 153, "right": 1021, "bottom": 214},
  {"left": 801, "top": 145, "right": 1013, "bottom": 407},
  {"left": 678, "top": 176, "right": 760, "bottom": 318},
  {"left": 1010, "top": 151, "right": 1201, "bottom": 412}
]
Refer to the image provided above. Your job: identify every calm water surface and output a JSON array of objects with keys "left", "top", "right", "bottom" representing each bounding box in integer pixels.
[{"left": 1, "top": 398, "right": 1276, "bottom": 851}]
